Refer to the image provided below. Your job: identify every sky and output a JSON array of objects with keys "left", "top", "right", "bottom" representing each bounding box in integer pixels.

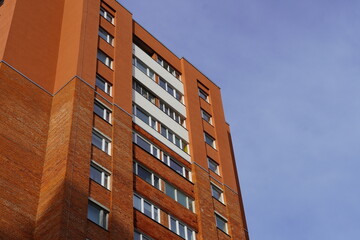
[{"left": 118, "top": 1, "right": 360, "bottom": 239}]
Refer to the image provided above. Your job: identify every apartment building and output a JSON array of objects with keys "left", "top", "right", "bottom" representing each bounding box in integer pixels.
[{"left": 0, "top": 0, "right": 249, "bottom": 239}]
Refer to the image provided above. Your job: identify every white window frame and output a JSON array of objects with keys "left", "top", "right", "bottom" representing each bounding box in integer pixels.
[
  {"left": 159, "top": 100, "right": 185, "bottom": 126},
  {"left": 159, "top": 77, "right": 183, "bottom": 102},
  {"left": 157, "top": 56, "right": 181, "bottom": 80},
  {"left": 134, "top": 230, "right": 153, "bottom": 240},
  {"left": 98, "top": 27, "right": 114, "bottom": 45},
  {"left": 133, "top": 104, "right": 158, "bottom": 130},
  {"left": 204, "top": 132, "right": 216, "bottom": 149},
  {"left": 96, "top": 74, "right": 112, "bottom": 96},
  {"left": 133, "top": 57, "right": 155, "bottom": 80},
  {"left": 198, "top": 88, "right": 209, "bottom": 102},
  {"left": 215, "top": 212, "right": 228, "bottom": 234},
  {"left": 92, "top": 129, "right": 111, "bottom": 155},
  {"left": 133, "top": 193, "right": 160, "bottom": 223},
  {"left": 100, "top": 7, "right": 114, "bottom": 24},
  {"left": 208, "top": 157, "right": 219, "bottom": 175},
  {"left": 90, "top": 161, "right": 111, "bottom": 189},
  {"left": 133, "top": 162, "right": 161, "bottom": 191},
  {"left": 133, "top": 80, "right": 156, "bottom": 105},
  {"left": 88, "top": 199, "right": 109, "bottom": 229},
  {"left": 169, "top": 216, "right": 196, "bottom": 240},
  {"left": 133, "top": 132, "right": 160, "bottom": 159},
  {"left": 201, "top": 109, "right": 212, "bottom": 124},
  {"left": 211, "top": 183, "right": 224, "bottom": 203},
  {"left": 97, "top": 50, "right": 113, "bottom": 69},
  {"left": 165, "top": 182, "right": 194, "bottom": 212},
  {"left": 94, "top": 100, "right": 112, "bottom": 123},
  {"left": 162, "top": 153, "right": 191, "bottom": 181}
]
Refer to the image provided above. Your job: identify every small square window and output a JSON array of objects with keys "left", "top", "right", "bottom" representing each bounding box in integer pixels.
[
  {"left": 199, "top": 88, "right": 209, "bottom": 102},
  {"left": 97, "top": 50, "right": 113, "bottom": 69},
  {"left": 94, "top": 100, "right": 112, "bottom": 123},
  {"left": 90, "top": 162, "right": 111, "bottom": 189},
  {"left": 100, "top": 7, "right": 114, "bottom": 24},
  {"left": 88, "top": 200, "right": 109, "bottom": 229},
  {"left": 208, "top": 157, "right": 219, "bottom": 174},
  {"left": 211, "top": 184, "right": 224, "bottom": 203},
  {"left": 201, "top": 109, "right": 212, "bottom": 124},
  {"left": 95, "top": 75, "right": 112, "bottom": 96},
  {"left": 215, "top": 213, "right": 228, "bottom": 233},
  {"left": 204, "top": 132, "right": 216, "bottom": 148},
  {"left": 92, "top": 130, "right": 111, "bottom": 154}
]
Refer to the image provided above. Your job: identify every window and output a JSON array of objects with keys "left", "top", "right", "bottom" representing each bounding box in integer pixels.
[
  {"left": 133, "top": 194, "right": 160, "bottom": 222},
  {"left": 133, "top": 80, "right": 156, "bottom": 105},
  {"left": 201, "top": 109, "right": 212, "bottom": 124},
  {"left": 133, "top": 162, "right": 161, "bottom": 190},
  {"left": 204, "top": 132, "right": 216, "bottom": 148},
  {"left": 100, "top": 7, "right": 114, "bottom": 24},
  {"left": 94, "top": 100, "right": 111, "bottom": 123},
  {"left": 133, "top": 133, "right": 159, "bottom": 158},
  {"left": 163, "top": 153, "right": 191, "bottom": 180},
  {"left": 169, "top": 216, "right": 195, "bottom": 240},
  {"left": 157, "top": 57, "right": 181, "bottom": 80},
  {"left": 132, "top": 132, "right": 192, "bottom": 181},
  {"left": 88, "top": 200, "right": 109, "bottom": 229},
  {"left": 215, "top": 213, "right": 228, "bottom": 233},
  {"left": 159, "top": 77, "right": 182, "bottom": 102},
  {"left": 134, "top": 230, "right": 152, "bottom": 240},
  {"left": 96, "top": 75, "right": 112, "bottom": 96},
  {"left": 208, "top": 157, "right": 219, "bottom": 174},
  {"left": 211, "top": 184, "right": 224, "bottom": 203},
  {"left": 97, "top": 50, "right": 113, "bottom": 69},
  {"left": 165, "top": 182, "right": 194, "bottom": 211},
  {"left": 90, "top": 162, "right": 111, "bottom": 189},
  {"left": 133, "top": 57, "right": 155, "bottom": 80},
  {"left": 198, "top": 88, "right": 209, "bottom": 102},
  {"left": 92, "top": 130, "right": 111, "bottom": 154},
  {"left": 160, "top": 124, "right": 188, "bottom": 152},
  {"left": 159, "top": 100, "right": 185, "bottom": 126},
  {"left": 98, "top": 27, "right": 114, "bottom": 45},
  {"left": 133, "top": 105, "right": 157, "bottom": 130}
]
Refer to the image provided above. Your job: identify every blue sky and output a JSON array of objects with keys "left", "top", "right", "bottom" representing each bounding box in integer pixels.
[{"left": 119, "top": 1, "right": 360, "bottom": 239}]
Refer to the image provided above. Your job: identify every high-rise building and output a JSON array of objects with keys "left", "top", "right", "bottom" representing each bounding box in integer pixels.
[{"left": 0, "top": 0, "right": 249, "bottom": 239}]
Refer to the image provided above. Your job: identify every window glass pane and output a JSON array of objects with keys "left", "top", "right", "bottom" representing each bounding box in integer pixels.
[
  {"left": 170, "top": 218, "right": 177, "bottom": 232},
  {"left": 175, "top": 136, "right": 181, "bottom": 148},
  {"left": 153, "top": 207, "right": 159, "bottom": 222},
  {"left": 179, "top": 223, "right": 186, "bottom": 238},
  {"left": 133, "top": 195, "right": 141, "bottom": 210},
  {"left": 168, "top": 131, "right": 174, "bottom": 142},
  {"left": 88, "top": 202, "right": 100, "bottom": 225},
  {"left": 205, "top": 133, "right": 215, "bottom": 147},
  {"left": 136, "top": 107, "right": 149, "bottom": 125},
  {"left": 136, "top": 136, "right": 151, "bottom": 153},
  {"left": 208, "top": 158, "right": 219, "bottom": 173},
  {"left": 167, "top": 85, "right": 174, "bottom": 95},
  {"left": 134, "top": 231, "right": 141, "bottom": 240},
  {"left": 97, "top": 51, "right": 107, "bottom": 63},
  {"left": 187, "top": 229, "right": 194, "bottom": 240},
  {"left": 177, "top": 191, "right": 187, "bottom": 207},
  {"left": 216, "top": 215, "right": 227, "bottom": 232},
  {"left": 94, "top": 102, "right": 104, "bottom": 117},
  {"left": 159, "top": 78, "right": 166, "bottom": 89},
  {"left": 92, "top": 133, "right": 102, "bottom": 149},
  {"left": 138, "top": 165, "right": 152, "bottom": 184},
  {"left": 96, "top": 76, "right": 106, "bottom": 91},
  {"left": 152, "top": 146, "right": 159, "bottom": 158},
  {"left": 143, "top": 201, "right": 152, "bottom": 218},
  {"left": 170, "top": 159, "right": 183, "bottom": 175},
  {"left": 153, "top": 175, "right": 160, "bottom": 189},
  {"left": 211, "top": 185, "right": 222, "bottom": 201},
  {"left": 136, "top": 59, "right": 148, "bottom": 75},
  {"left": 188, "top": 199, "right": 194, "bottom": 212},
  {"left": 103, "top": 174, "right": 109, "bottom": 188},
  {"left": 90, "top": 166, "right": 102, "bottom": 184},
  {"left": 199, "top": 88, "right": 208, "bottom": 101},
  {"left": 160, "top": 126, "right": 167, "bottom": 138},
  {"left": 165, "top": 183, "right": 176, "bottom": 200}
]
